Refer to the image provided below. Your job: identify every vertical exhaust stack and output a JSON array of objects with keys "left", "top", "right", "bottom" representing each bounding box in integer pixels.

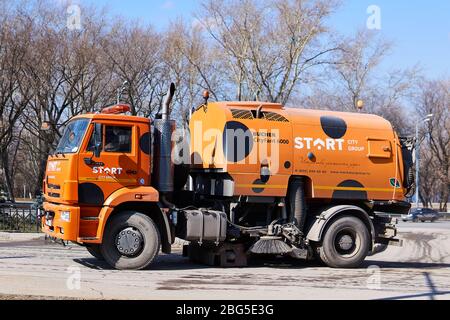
[
  {"left": 161, "top": 83, "right": 175, "bottom": 121},
  {"left": 153, "top": 83, "right": 176, "bottom": 193}
]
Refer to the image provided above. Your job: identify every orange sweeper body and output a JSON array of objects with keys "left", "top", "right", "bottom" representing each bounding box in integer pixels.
[{"left": 42, "top": 85, "right": 414, "bottom": 270}]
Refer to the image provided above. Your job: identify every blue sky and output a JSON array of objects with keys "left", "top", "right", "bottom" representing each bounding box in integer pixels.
[{"left": 79, "top": 0, "right": 449, "bottom": 79}]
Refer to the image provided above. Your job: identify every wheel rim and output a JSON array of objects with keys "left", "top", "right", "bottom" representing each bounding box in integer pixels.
[
  {"left": 333, "top": 228, "right": 360, "bottom": 258},
  {"left": 115, "top": 227, "right": 144, "bottom": 257}
]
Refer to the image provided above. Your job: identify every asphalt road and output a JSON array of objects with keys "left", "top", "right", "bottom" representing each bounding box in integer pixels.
[
  {"left": 397, "top": 220, "right": 450, "bottom": 230},
  {"left": 0, "top": 221, "right": 449, "bottom": 300}
]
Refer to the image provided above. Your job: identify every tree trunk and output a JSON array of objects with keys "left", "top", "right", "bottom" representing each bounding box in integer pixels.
[
  {"left": 441, "top": 183, "right": 449, "bottom": 212},
  {"left": 33, "top": 136, "right": 51, "bottom": 197},
  {"left": 1, "top": 149, "right": 15, "bottom": 202}
]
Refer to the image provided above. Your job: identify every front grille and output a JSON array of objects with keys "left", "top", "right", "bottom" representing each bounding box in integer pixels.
[{"left": 45, "top": 211, "right": 55, "bottom": 219}]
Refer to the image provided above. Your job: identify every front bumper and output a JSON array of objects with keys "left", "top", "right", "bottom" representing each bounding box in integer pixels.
[{"left": 42, "top": 202, "right": 80, "bottom": 242}]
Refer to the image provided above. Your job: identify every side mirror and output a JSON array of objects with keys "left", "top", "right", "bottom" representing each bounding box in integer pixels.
[{"left": 93, "top": 123, "right": 102, "bottom": 158}]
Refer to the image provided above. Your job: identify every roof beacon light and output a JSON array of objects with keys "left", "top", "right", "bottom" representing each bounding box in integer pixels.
[{"left": 101, "top": 104, "right": 131, "bottom": 115}]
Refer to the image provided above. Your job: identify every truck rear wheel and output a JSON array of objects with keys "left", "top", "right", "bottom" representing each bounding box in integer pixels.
[
  {"left": 85, "top": 244, "right": 104, "bottom": 260},
  {"left": 318, "top": 216, "right": 370, "bottom": 268},
  {"left": 101, "top": 211, "right": 160, "bottom": 270}
]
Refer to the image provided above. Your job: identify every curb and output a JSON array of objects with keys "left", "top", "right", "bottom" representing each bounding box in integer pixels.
[{"left": 0, "top": 232, "right": 45, "bottom": 242}]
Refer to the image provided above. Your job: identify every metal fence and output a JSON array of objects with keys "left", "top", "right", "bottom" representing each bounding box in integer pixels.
[
  {"left": 0, "top": 201, "right": 448, "bottom": 233},
  {"left": 0, "top": 203, "right": 41, "bottom": 233}
]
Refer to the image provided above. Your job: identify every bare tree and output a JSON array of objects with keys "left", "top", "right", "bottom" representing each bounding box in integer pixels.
[
  {"left": 417, "top": 79, "right": 449, "bottom": 211},
  {"left": 367, "top": 68, "right": 420, "bottom": 134},
  {"left": 11, "top": 2, "right": 118, "bottom": 196},
  {"left": 0, "top": 0, "right": 446, "bottom": 209},
  {"left": 419, "top": 148, "right": 442, "bottom": 208},
  {"left": 197, "top": 0, "right": 340, "bottom": 104},
  {"left": 163, "top": 20, "right": 227, "bottom": 125},
  {"left": 0, "top": 9, "right": 33, "bottom": 201},
  {"left": 327, "top": 30, "right": 392, "bottom": 111},
  {"left": 300, "top": 29, "right": 420, "bottom": 135},
  {"left": 101, "top": 22, "right": 166, "bottom": 117}
]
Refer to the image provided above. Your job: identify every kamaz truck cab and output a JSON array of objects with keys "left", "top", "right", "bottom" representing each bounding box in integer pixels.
[{"left": 42, "top": 84, "right": 412, "bottom": 270}]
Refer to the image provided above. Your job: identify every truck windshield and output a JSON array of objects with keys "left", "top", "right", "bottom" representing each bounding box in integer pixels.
[{"left": 55, "top": 119, "right": 90, "bottom": 154}]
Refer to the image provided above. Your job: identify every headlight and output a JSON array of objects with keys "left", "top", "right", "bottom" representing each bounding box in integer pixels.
[{"left": 60, "top": 211, "right": 71, "bottom": 222}]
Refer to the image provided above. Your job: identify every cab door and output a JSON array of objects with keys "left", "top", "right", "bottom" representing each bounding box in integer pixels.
[{"left": 78, "top": 121, "right": 139, "bottom": 206}]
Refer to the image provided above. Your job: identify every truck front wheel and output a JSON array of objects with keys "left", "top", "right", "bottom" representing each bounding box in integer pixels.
[
  {"left": 101, "top": 211, "right": 161, "bottom": 270},
  {"left": 318, "top": 216, "right": 370, "bottom": 268}
]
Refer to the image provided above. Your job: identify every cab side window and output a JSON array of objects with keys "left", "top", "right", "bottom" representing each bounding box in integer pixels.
[
  {"left": 104, "top": 126, "right": 132, "bottom": 153},
  {"left": 86, "top": 125, "right": 132, "bottom": 153}
]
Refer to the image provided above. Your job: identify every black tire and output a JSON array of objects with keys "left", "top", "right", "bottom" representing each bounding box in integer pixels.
[
  {"left": 317, "top": 216, "right": 370, "bottom": 268},
  {"left": 101, "top": 211, "right": 161, "bottom": 270},
  {"left": 85, "top": 244, "right": 104, "bottom": 260}
]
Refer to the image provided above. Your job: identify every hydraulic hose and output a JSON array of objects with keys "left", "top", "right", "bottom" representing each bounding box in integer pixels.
[
  {"left": 160, "top": 194, "right": 176, "bottom": 210},
  {"left": 289, "top": 178, "right": 307, "bottom": 233}
]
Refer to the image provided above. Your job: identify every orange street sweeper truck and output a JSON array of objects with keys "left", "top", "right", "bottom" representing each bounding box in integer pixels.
[{"left": 42, "top": 83, "right": 414, "bottom": 270}]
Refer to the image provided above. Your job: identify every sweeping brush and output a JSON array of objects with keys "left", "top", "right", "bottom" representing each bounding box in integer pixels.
[{"left": 249, "top": 236, "right": 293, "bottom": 255}]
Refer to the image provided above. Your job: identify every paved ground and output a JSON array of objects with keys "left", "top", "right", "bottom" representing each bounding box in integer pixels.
[{"left": 0, "top": 221, "right": 449, "bottom": 300}]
